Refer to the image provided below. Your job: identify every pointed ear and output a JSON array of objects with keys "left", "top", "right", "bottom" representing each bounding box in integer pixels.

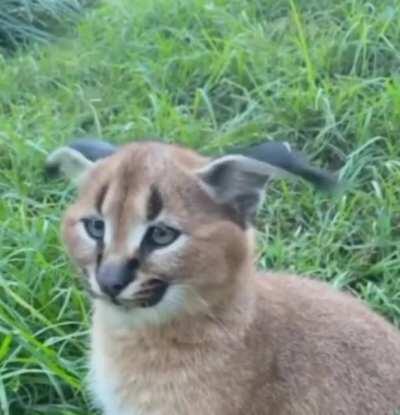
[
  {"left": 45, "top": 147, "right": 95, "bottom": 183},
  {"left": 45, "top": 138, "right": 117, "bottom": 183},
  {"left": 197, "top": 155, "right": 285, "bottom": 222},
  {"left": 197, "top": 141, "right": 337, "bottom": 222}
]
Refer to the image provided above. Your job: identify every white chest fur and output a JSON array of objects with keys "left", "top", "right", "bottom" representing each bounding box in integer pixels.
[
  {"left": 89, "top": 338, "right": 199, "bottom": 415},
  {"left": 90, "top": 345, "right": 142, "bottom": 415},
  {"left": 88, "top": 303, "right": 248, "bottom": 415},
  {"left": 89, "top": 304, "right": 190, "bottom": 415},
  {"left": 89, "top": 322, "right": 199, "bottom": 415},
  {"left": 89, "top": 329, "right": 238, "bottom": 415}
]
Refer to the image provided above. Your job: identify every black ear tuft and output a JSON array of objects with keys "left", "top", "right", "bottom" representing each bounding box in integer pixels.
[
  {"left": 68, "top": 138, "right": 117, "bottom": 162},
  {"left": 234, "top": 141, "right": 337, "bottom": 191}
]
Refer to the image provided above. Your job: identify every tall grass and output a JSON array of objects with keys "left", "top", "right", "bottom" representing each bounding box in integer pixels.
[{"left": 0, "top": 0, "right": 89, "bottom": 50}]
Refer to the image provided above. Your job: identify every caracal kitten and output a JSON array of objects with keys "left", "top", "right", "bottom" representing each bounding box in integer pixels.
[{"left": 47, "top": 139, "right": 400, "bottom": 415}]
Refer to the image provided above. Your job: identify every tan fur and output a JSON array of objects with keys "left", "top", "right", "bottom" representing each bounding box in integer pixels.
[{"left": 60, "top": 141, "right": 400, "bottom": 415}]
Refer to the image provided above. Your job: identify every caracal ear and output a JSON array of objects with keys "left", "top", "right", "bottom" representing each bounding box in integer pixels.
[
  {"left": 45, "top": 138, "right": 117, "bottom": 184},
  {"left": 197, "top": 154, "right": 284, "bottom": 222},
  {"left": 46, "top": 147, "right": 94, "bottom": 184},
  {"left": 197, "top": 141, "right": 337, "bottom": 223}
]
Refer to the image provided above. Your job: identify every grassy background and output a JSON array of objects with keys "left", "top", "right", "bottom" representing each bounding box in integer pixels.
[
  {"left": 1, "top": 0, "right": 400, "bottom": 413},
  {"left": 0, "top": 0, "right": 88, "bottom": 51}
]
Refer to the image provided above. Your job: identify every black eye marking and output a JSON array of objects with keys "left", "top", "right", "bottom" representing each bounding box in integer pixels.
[
  {"left": 147, "top": 185, "right": 163, "bottom": 221},
  {"left": 96, "top": 250, "right": 103, "bottom": 272},
  {"left": 144, "top": 224, "right": 180, "bottom": 249},
  {"left": 82, "top": 217, "right": 105, "bottom": 240}
]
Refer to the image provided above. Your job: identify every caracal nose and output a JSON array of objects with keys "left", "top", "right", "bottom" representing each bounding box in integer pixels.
[{"left": 96, "top": 258, "right": 139, "bottom": 297}]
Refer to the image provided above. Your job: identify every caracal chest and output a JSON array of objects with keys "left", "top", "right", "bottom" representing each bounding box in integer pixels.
[{"left": 90, "top": 339, "right": 234, "bottom": 415}]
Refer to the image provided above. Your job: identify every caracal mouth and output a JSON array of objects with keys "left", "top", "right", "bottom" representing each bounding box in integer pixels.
[{"left": 87, "top": 278, "right": 170, "bottom": 309}]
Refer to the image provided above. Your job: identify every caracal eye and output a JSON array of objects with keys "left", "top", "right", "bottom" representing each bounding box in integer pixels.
[
  {"left": 147, "top": 224, "right": 180, "bottom": 247},
  {"left": 82, "top": 217, "right": 105, "bottom": 240}
]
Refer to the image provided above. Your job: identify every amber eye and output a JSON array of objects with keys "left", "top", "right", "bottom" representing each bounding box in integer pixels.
[
  {"left": 146, "top": 224, "right": 180, "bottom": 247},
  {"left": 82, "top": 217, "right": 105, "bottom": 240}
]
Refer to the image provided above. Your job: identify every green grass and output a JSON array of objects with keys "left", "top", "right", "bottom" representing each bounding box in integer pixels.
[
  {"left": 1, "top": 0, "right": 400, "bottom": 413},
  {"left": 0, "top": 0, "right": 90, "bottom": 52}
]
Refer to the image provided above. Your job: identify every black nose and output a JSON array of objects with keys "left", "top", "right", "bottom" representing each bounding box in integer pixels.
[{"left": 96, "top": 258, "right": 139, "bottom": 298}]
